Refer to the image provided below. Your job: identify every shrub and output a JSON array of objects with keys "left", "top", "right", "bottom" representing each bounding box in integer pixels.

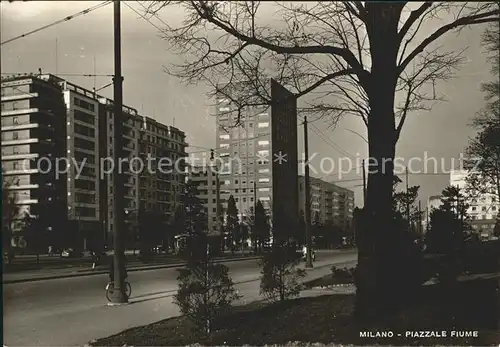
[
  {"left": 259, "top": 244, "right": 306, "bottom": 303},
  {"left": 174, "top": 234, "right": 241, "bottom": 334}
]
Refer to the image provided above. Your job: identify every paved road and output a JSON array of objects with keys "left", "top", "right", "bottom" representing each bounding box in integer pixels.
[
  {"left": 3, "top": 254, "right": 259, "bottom": 284},
  {"left": 4, "top": 250, "right": 254, "bottom": 272},
  {"left": 4, "top": 250, "right": 357, "bottom": 346}
]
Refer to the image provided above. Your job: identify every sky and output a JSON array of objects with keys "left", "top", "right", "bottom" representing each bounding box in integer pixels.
[{"left": 1, "top": 1, "right": 494, "bottom": 210}]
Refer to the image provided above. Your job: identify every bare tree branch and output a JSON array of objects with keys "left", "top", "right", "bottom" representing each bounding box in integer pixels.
[
  {"left": 399, "top": 5, "right": 499, "bottom": 74},
  {"left": 146, "top": 0, "right": 498, "bottom": 151},
  {"left": 398, "top": 2, "right": 434, "bottom": 41}
]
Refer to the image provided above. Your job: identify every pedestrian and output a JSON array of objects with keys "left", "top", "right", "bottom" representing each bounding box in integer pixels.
[{"left": 91, "top": 250, "right": 98, "bottom": 269}]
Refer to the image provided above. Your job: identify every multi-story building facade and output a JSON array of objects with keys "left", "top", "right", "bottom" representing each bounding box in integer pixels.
[
  {"left": 139, "top": 118, "right": 187, "bottom": 216},
  {"left": 298, "top": 175, "right": 355, "bottom": 231},
  {"left": 214, "top": 80, "right": 301, "bottom": 244},
  {"left": 2, "top": 73, "right": 189, "bottom": 251},
  {"left": 1, "top": 74, "right": 67, "bottom": 249},
  {"left": 98, "top": 97, "right": 142, "bottom": 248},
  {"left": 60, "top": 79, "right": 102, "bottom": 248},
  {"left": 215, "top": 97, "right": 272, "bottom": 221},
  {"left": 99, "top": 102, "right": 188, "bottom": 247},
  {"left": 185, "top": 162, "right": 224, "bottom": 233},
  {"left": 450, "top": 169, "right": 499, "bottom": 239}
]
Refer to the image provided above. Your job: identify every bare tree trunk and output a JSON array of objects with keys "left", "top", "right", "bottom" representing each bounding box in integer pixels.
[{"left": 355, "top": 7, "right": 403, "bottom": 321}]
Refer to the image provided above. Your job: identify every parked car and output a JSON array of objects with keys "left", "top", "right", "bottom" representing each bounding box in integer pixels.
[
  {"left": 60, "top": 248, "right": 82, "bottom": 258},
  {"left": 153, "top": 245, "right": 167, "bottom": 254}
]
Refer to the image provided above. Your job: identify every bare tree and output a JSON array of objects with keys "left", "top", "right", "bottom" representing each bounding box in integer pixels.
[
  {"left": 141, "top": 1, "right": 499, "bottom": 318},
  {"left": 466, "top": 11, "right": 500, "bottom": 220}
]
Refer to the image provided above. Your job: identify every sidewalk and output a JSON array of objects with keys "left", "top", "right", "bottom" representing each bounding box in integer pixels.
[{"left": 3, "top": 254, "right": 260, "bottom": 284}]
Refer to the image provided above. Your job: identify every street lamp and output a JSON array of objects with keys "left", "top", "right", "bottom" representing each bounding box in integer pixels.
[{"left": 210, "top": 149, "right": 223, "bottom": 252}]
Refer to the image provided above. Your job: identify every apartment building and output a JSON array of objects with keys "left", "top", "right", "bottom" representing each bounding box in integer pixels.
[
  {"left": 98, "top": 97, "right": 142, "bottom": 248},
  {"left": 215, "top": 97, "right": 272, "bottom": 221},
  {"left": 298, "top": 175, "right": 355, "bottom": 231},
  {"left": 139, "top": 118, "right": 187, "bottom": 214},
  {"left": 99, "top": 104, "right": 188, "bottom": 247},
  {"left": 59, "top": 79, "right": 102, "bottom": 248},
  {"left": 185, "top": 162, "right": 225, "bottom": 233},
  {"left": 1, "top": 73, "right": 189, "bottom": 251},
  {"left": 1, "top": 74, "right": 67, "bottom": 248},
  {"left": 450, "top": 169, "right": 499, "bottom": 239}
]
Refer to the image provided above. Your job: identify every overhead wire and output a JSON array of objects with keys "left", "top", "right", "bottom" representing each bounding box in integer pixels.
[
  {"left": 1, "top": 73, "right": 113, "bottom": 77},
  {"left": 122, "top": 1, "right": 164, "bottom": 31},
  {"left": 1, "top": 1, "right": 113, "bottom": 46}
]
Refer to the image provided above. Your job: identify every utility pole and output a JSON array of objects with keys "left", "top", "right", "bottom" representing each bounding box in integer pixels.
[
  {"left": 406, "top": 167, "right": 410, "bottom": 231},
  {"left": 109, "top": 0, "right": 127, "bottom": 304},
  {"left": 253, "top": 180, "right": 257, "bottom": 252},
  {"left": 211, "top": 150, "right": 222, "bottom": 251},
  {"left": 418, "top": 200, "right": 422, "bottom": 235},
  {"left": 426, "top": 206, "right": 430, "bottom": 233},
  {"left": 362, "top": 159, "right": 367, "bottom": 205},
  {"left": 303, "top": 116, "right": 313, "bottom": 268},
  {"left": 253, "top": 181, "right": 257, "bottom": 208},
  {"left": 55, "top": 38, "right": 58, "bottom": 75}
]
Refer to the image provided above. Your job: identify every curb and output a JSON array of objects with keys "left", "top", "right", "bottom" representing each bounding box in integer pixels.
[
  {"left": 311, "top": 283, "right": 355, "bottom": 290},
  {"left": 2, "top": 256, "right": 261, "bottom": 284}
]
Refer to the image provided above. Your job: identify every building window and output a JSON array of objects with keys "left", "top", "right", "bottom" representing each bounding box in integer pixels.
[
  {"left": 259, "top": 188, "right": 270, "bottom": 192},
  {"left": 74, "top": 97, "right": 95, "bottom": 112},
  {"left": 74, "top": 110, "right": 95, "bottom": 125},
  {"left": 219, "top": 134, "right": 230, "bottom": 140},
  {"left": 75, "top": 123, "right": 95, "bottom": 137},
  {"left": 258, "top": 140, "right": 269, "bottom": 146},
  {"left": 258, "top": 168, "right": 270, "bottom": 173},
  {"left": 258, "top": 122, "right": 269, "bottom": 128},
  {"left": 259, "top": 178, "right": 270, "bottom": 183}
]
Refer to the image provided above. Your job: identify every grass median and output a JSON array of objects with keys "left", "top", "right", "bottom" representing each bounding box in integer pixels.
[{"left": 92, "top": 276, "right": 499, "bottom": 346}]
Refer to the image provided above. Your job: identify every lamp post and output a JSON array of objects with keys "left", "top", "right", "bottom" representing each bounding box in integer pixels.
[
  {"left": 109, "top": 0, "right": 127, "bottom": 304},
  {"left": 210, "top": 149, "right": 222, "bottom": 252}
]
